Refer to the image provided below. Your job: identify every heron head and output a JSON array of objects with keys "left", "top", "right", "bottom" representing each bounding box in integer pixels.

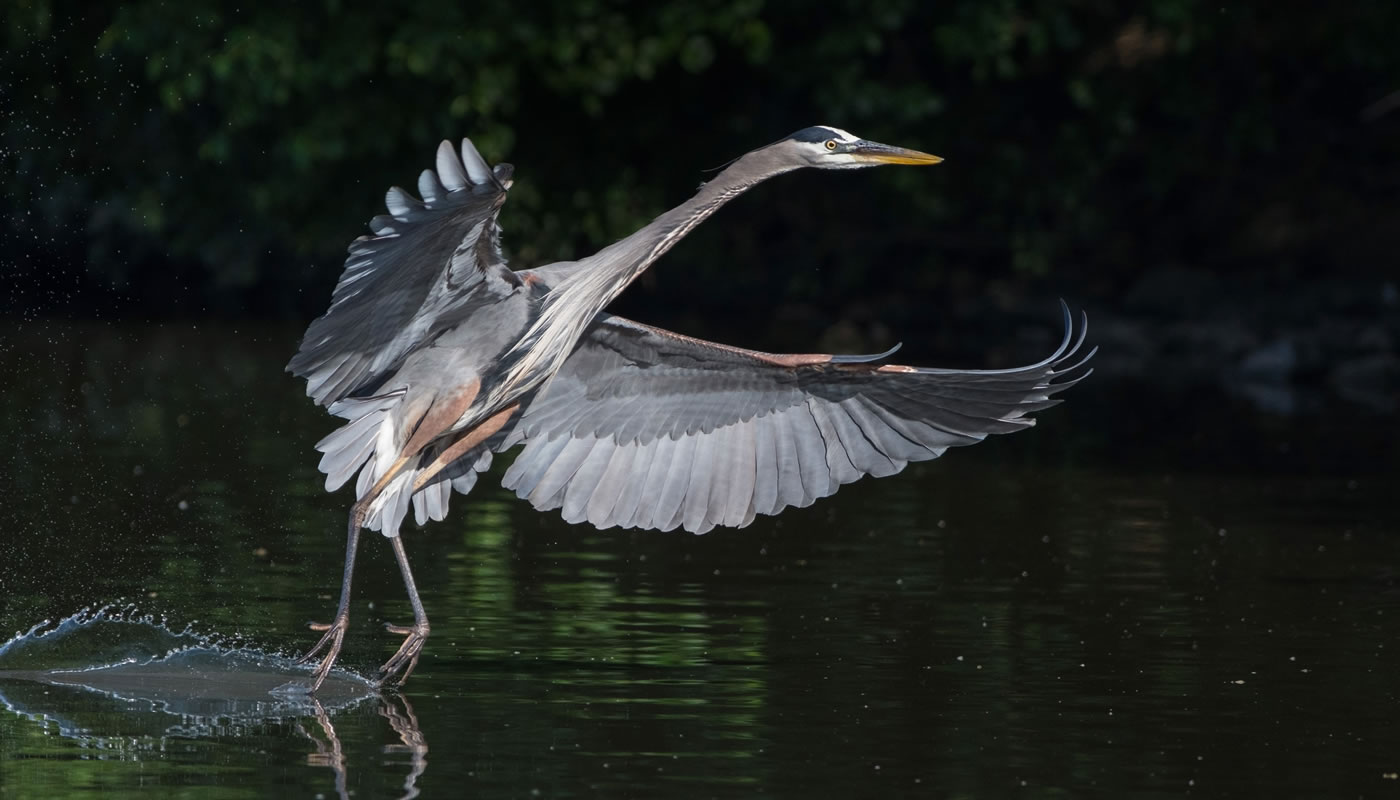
[{"left": 782, "top": 126, "right": 943, "bottom": 170}]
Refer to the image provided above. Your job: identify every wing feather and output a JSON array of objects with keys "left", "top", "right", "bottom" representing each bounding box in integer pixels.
[
  {"left": 435, "top": 140, "right": 470, "bottom": 191},
  {"left": 561, "top": 439, "right": 616, "bottom": 524},
  {"left": 417, "top": 169, "right": 443, "bottom": 205},
  {"left": 608, "top": 437, "right": 658, "bottom": 528},
  {"left": 682, "top": 433, "right": 719, "bottom": 533},
  {"left": 626, "top": 434, "right": 677, "bottom": 530},
  {"left": 831, "top": 399, "right": 900, "bottom": 478},
  {"left": 808, "top": 401, "right": 860, "bottom": 487},
  {"left": 723, "top": 423, "right": 757, "bottom": 528},
  {"left": 501, "top": 429, "right": 570, "bottom": 498},
  {"left": 752, "top": 415, "right": 780, "bottom": 517},
  {"left": 655, "top": 435, "right": 698, "bottom": 532},
  {"left": 789, "top": 404, "right": 835, "bottom": 501},
  {"left": 529, "top": 436, "right": 595, "bottom": 510},
  {"left": 586, "top": 439, "right": 640, "bottom": 528},
  {"left": 843, "top": 396, "right": 922, "bottom": 464},
  {"left": 288, "top": 138, "right": 516, "bottom": 407},
  {"left": 770, "top": 409, "right": 808, "bottom": 512},
  {"left": 502, "top": 306, "right": 1093, "bottom": 533},
  {"left": 459, "top": 138, "right": 495, "bottom": 186}
]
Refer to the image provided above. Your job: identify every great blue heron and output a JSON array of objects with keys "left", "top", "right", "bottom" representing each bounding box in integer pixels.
[{"left": 288, "top": 125, "right": 1093, "bottom": 692}]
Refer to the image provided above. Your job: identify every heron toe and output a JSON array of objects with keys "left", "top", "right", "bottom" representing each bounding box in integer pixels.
[
  {"left": 377, "top": 620, "right": 430, "bottom": 688},
  {"left": 298, "top": 615, "right": 350, "bottom": 692}
]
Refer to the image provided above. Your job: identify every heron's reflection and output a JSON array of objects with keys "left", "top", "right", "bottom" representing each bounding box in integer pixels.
[
  {"left": 299, "top": 699, "right": 350, "bottom": 799},
  {"left": 298, "top": 693, "right": 428, "bottom": 800},
  {"left": 0, "top": 660, "right": 428, "bottom": 799},
  {"left": 381, "top": 694, "right": 430, "bottom": 798}
]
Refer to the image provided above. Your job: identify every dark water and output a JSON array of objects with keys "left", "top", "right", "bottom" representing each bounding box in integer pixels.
[{"left": 1, "top": 320, "right": 1397, "bottom": 798}]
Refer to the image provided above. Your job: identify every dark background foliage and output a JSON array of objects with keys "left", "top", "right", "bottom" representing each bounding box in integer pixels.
[{"left": 4, "top": 0, "right": 1398, "bottom": 347}]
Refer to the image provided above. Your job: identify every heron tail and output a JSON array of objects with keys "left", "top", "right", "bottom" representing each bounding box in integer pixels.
[
  {"left": 315, "top": 390, "right": 407, "bottom": 492},
  {"left": 359, "top": 443, "right": 496, "bottom": 536},
  {"left": 315, "top": 388, "right": 503, "bottom": 536}
]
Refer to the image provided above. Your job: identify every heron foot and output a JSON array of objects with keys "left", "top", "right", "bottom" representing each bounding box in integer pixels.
[
  {"left": 376, "top": 620, "right": 429, "bottom": 688},
  {"left": 298, "top": 615, "right": 349, "bottom": 693}
]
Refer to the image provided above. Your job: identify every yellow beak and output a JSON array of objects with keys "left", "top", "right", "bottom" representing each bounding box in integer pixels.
[{"left": 851, "top": 140, "right": 944, "bottom": 165}]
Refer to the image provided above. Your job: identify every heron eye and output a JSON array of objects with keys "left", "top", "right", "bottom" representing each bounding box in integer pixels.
[{"left": 824, "top": 139, "right": 838, "bottom": 151}]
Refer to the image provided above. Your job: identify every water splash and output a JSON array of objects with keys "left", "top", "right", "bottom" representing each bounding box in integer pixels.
[
  {"left": 0, "top": 604, "right": 215, "bottom": 672},
  {"left": 0, "top": 605, "right": 376, "bottom": 737}
]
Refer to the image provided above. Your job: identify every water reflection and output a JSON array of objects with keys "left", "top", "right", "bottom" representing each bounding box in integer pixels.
[
  {"left": 298, "top": 695, "right": 429, "bottom": 800},
  {"left": 0, "top": 676, "right": 426, "bottom": 800}
]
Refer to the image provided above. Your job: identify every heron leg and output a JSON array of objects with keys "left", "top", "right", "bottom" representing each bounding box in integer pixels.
[
  {"left": 377, "top": 535, "right": 429, "bottom": 687},
  {"left": 299, "top": 452, "right": 416, "bottom": 692},
  {"left": 297, "top": 502, "right": 366, "bottom": 692},
  {"left": 375, "top": 403, "right": 520, "bottom": 689}
]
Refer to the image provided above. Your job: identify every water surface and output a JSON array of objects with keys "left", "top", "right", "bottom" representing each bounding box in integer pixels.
[{"left": 1, "top": 321, "right": 1397, "bottom": 797}]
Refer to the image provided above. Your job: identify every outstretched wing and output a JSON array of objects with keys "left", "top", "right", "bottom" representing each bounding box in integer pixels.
[
  {"left": 501, "top": 304, "right": 1094, "bottom": 534},
  {"left": 289, "top": 139, "right": 518, "bottom": 406}
]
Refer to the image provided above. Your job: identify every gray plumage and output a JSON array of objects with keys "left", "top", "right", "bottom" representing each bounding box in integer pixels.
[
  {"left": 288, "top": 140, "right": 518, "bottom": 408},
  {"left": 286, "top": 123, "right": 1092, "bottom": 692},
  {"left": 498, "top": 308, "right": 1090, "bottom": 533}
]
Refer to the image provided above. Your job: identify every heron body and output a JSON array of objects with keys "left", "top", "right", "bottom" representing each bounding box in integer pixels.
[{"left": 288, "top": 126, "right": 1093, "bottom": 691}]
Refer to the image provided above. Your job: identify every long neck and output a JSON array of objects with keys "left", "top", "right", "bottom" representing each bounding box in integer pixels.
[
  {"left": 564, "top": 148, "right": 793, "bottom": 310},
  {"left": 497, "top": 150, "right": 795, "bottom": 397}
]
